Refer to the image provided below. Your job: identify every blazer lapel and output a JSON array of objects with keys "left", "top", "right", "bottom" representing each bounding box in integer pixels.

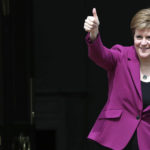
[{"left": 127, "top": 46, "right": 142, "bottom": 101}]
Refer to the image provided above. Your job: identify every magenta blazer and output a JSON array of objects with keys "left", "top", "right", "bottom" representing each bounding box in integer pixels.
[{"left": 85, "top": 33, "right": 150, "bottom": 150}]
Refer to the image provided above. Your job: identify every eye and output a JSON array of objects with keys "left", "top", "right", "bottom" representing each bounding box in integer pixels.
[
  {"left": 136, "top": 35, "right": 142, "bottom": 39},
  {"left": 146, "top": 36, "right": 150, "bottom": 40}
]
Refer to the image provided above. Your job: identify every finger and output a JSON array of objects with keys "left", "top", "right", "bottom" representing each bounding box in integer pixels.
[
  {"left": 84, "top": 26, "right": 91, "bottom": 32},
  {"left": 85, "top": 19, "right": 96, "bottom": 27},
  {"left": 84, "top": 22, "right": 93, "bottom": 29},
  {"left": 87, "top": 16, "right": 95, "bottom": 22},
  {"left": 92, "top": 8, "right": 98, "bottom": 19},
  {"left": 84, "top": 22, "right": 98, "bottom": 31},
  {"left": 84, "top": 23, "right": 92, "bottom": 32},
  {"left": 87, "top": 16, "right": 98, "bottom": 24}
]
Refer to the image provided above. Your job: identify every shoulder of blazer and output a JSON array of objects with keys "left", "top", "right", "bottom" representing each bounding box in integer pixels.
[
  {"left": 126, "top": 45, "right": 139, "bottom": 61},
  {"left": 109, "top": 44, "right": 135, "bottom": 61}
]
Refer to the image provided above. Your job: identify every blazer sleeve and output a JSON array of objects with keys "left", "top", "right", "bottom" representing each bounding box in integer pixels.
[{"left": 85, "top": 32, "right": 123, "bottom": 71}]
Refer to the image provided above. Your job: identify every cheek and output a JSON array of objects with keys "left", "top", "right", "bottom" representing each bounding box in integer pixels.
[
  {"left": 134, "top": 40, "right": 140, "bottom": 47},
  {"left": 148, "top": 42, "right": 150, "bottom": 46},
  {"left": 134, "top": 40, "right": 140, "bottom": 54}
]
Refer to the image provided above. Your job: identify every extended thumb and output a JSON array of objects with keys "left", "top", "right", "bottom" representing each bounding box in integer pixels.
[{"left": 92, "top": 8, "right": 98, "bottom": 18}]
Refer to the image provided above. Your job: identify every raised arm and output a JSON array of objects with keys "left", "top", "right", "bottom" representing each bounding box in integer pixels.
[{"left": 84, "top": 8, "right": 123, "bottom": 71}]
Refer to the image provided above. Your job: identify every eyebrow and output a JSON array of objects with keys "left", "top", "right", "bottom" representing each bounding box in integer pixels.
[{"left": 135, "top": 35, "right": 150, "bottom": 37}]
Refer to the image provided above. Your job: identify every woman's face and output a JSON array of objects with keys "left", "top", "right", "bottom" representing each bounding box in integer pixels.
[{"left": 134, "top": 28, "right": 150, "bottom": 60}]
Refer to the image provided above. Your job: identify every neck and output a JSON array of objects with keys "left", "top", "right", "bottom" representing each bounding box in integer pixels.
[
  {"left": 139, "top": 58, "right": 150, "bottom": 82},
  {"left": 140, "top": 58, "right": 150, "bottom": 75}
]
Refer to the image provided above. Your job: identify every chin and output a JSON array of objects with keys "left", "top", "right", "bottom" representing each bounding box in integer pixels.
[{"left": 139, "top": 53, "right": 150, "bottom": 59}]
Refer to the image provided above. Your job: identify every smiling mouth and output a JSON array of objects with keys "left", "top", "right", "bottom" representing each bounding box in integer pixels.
[{"left": 140, "top": 48, "right": 150, "bottom": 50}]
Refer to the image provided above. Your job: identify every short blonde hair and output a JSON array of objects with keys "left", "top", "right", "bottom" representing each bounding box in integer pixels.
[{"left": 130, "top": 8, "right": 150, "bottom": 34}]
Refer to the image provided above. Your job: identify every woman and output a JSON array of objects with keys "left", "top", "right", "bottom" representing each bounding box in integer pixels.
[{"left": 84, "top": 8, "right": 150, "bottom": 150}]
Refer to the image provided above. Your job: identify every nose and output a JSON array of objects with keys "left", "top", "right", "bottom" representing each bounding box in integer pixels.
[{"left": 141, "top": 38, "right": 147, "bottom": 45}]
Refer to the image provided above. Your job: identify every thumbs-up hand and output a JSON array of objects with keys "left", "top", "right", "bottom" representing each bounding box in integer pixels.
[{"left": 84, "top": 8, "right": 100, "bottom": 40}]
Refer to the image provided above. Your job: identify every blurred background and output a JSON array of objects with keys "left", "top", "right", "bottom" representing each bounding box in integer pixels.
[{"left": 0, "top": 0, "right": 150, "bottom": 150}]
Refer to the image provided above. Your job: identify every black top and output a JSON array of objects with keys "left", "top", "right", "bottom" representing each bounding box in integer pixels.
[
  {"left": 125, "top": 81, "right": 150, "bottom": 150},
  {"left": 141, "top": 81, "right": 150, "bottom": 109}
]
